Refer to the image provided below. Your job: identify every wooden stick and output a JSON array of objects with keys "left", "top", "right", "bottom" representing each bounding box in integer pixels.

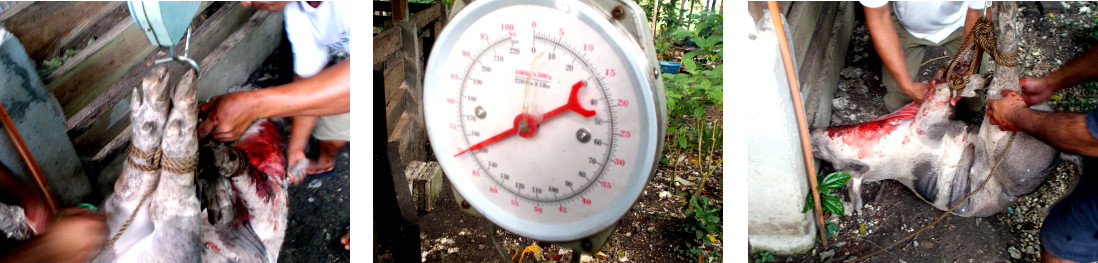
[
  {"left": 767, "top": 1, "right": 828, "bottom": 246},
  {"left": 0, "top": 102, "right": 58, "bottom": 216}
]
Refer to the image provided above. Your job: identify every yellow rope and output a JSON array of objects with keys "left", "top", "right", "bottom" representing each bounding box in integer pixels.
[{"left": 920, "top": 55, "right": 950, "bottom": 67}]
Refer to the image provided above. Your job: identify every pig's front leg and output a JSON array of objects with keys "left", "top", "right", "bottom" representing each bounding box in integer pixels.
[
  {"left": 145, "top": 70, "right": 202, "bottom": 262},
  {"left": 98, "top": 67, "right": 171, "bottom": 262}
]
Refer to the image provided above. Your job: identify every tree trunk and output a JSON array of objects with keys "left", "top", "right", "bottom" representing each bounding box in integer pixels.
[{"left": 652, "top": 0, "right": 661, "bottom": 36}]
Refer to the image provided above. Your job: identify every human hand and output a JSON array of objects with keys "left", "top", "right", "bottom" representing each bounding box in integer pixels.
[
  {"left": 198, "top": 91, "right": 261, "bottom": 142},
  {"left": 23, "top": 209, "right": 107, "bottom": 263},
  {"left": 985, "top": 89, "right": 1027, "bottom": 131},
  {"left": 1018, "top": 77, "right": 1056, "bottom": 106},
  {"left": 902, "top": 80, "right": 931, "bottom": 104},
  {"left": 287, "top": 147, "right": 308, "bottom": 185}
]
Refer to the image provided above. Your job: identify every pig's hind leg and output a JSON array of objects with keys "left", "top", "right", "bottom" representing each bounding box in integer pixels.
[
  {"left": 98, "top": 67, "right": 171, "bottom": 261},
  {"left": 145, "top": 70, "right": 202, "bottom": 262}
]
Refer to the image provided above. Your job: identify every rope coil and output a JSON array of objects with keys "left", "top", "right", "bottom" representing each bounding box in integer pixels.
[{"left": 945, "top": 17, "right": 1020, "bottom": 96}]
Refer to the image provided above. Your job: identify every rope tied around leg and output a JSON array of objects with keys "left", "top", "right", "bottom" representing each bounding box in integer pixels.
[
  {"left": 161, "top": 152, "right": 199, "bottom": 174},
  {"left": 126, "top": 145, "right": 162, "bottom": 171}
]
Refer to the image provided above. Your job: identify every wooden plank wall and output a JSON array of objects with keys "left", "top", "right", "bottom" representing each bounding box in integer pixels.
[
  {"left": 373, "top": 0, "right": 446, "bottom": 169},
  {"left": 1, "top": 2, "right": 285, "bottom": 180}
]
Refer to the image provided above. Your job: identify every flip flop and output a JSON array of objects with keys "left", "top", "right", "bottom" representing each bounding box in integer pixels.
[{"left": 308, "top": 168, "right": 336, "bottom": 177}]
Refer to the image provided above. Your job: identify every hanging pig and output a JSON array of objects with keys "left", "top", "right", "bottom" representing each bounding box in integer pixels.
[
  {"left": 810, "top": 44, "right": 1059, "bottom": 217},
  {"left": 95, "top": 67, "right": 304, "bottom": 262}
]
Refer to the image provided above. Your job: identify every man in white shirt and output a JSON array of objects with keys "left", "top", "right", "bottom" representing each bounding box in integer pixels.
[
  {"left": 861, "top": 1, "right": 986, "bottom": 112},
  {"left": 197, "top": 0, "right": 351, "bottom": 251}
]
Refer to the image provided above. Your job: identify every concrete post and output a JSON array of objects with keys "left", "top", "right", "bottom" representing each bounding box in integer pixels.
[
  {"left": 746, "top": 11, "right": 816, "bottom": 255},
  {"left": 0, "top": 27, "right": 90, "bottom": 206}
]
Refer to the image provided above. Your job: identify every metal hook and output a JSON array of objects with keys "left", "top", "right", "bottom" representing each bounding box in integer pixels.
[{"left": 154, "top": 26, "right": 201, "bottom": 75}]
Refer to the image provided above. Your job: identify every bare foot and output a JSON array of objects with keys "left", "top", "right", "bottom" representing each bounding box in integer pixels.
[
  {"left": 306, "top": 140, "right": 347, "bottom": 175},
  {"left": 340, "top": 230, "right": 349, "bottom": 251}
]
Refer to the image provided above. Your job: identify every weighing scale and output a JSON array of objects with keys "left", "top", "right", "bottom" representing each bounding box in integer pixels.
[{"left": 424, "top": 0, "right": 667, "bottom": 256}]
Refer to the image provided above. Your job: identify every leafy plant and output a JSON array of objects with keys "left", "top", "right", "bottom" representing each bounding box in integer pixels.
[
  {"left": 802, "top": 172, "right": 851, "bottom": 216},
  {"left": 680, "top": 196, "right": 722, "bottom": 262},
  {"left": 683, "top": 196, "right": 721, "bottom": 242},
  {"left": 754, "top": 251, "right": 775, "bottom": 263}
]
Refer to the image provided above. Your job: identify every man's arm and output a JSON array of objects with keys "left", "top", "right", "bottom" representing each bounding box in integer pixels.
[
  {"left": 198, "top": 57, "right": 351, "bottom": 141},
  {"left": 962, "top": 8, "right": 984, "bottom": 68},
  {"left": 1010, "top": 110, "right": 1098, "bottom": 157},
  {"left": 864, "top": 4, "right": 927, "bottom": 104},
  {"left": 987, "top": 90, "right": 1098, "bottom": 157},
  {"left": 244, "top": 57, "right": 351, "bottom": 118}
]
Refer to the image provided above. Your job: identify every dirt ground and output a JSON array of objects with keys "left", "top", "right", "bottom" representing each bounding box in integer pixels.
[
  {"left": 413, "top": 153, "right": 723, "bottom": 263},
  {"left": 752, "top": 2, "right": 1096, "bottom": 262},
  {"left": 406, "top": 115, "right": 723, "bottom": 262}
]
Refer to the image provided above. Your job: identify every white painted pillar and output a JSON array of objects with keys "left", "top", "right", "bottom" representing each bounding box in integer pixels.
[{"left": 745, "top": 11, "right": 816, "bottom": 255}]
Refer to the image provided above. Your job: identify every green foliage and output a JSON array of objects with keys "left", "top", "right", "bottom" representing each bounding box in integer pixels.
[
  {"left": 826, "top": 222, "right": 840, "bottom": 238},
  {"left": 683, "top": 196, "right": 721, "bottom": 242},
  {"left": 754, "top": 251, "right": 775, "bottom": 263},
  {"left": 680, "top": 196, "right": 722, "bottom": 261},
  {"left": 802, "top": 172, "right": 851, "bottom": 216},
  {"left": 37, "top": 48, "right": 80, "bottom": 77}
]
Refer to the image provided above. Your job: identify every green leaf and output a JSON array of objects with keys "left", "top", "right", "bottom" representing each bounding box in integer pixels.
[
  {"left": 819, "top": 172, "right": 851, "bottom": 192},
  {"left": 707, "top": 87, "right": 724, "bottom": 105},
  {"left": 802, "top": 192, "right": 813, "bottom": 213},
  {"left": 826, "top": 222, "right": 839, "bottom": 237},
  {"left": 693, "top": 107, "right": 705, "bottom": 117},
  {"left": 822, "top": 195, "right": 844, "bottom": 216}
]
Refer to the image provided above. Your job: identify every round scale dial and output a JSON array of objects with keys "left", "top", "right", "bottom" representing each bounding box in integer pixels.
[{"left": 424, "top": 0, "right": 661, "bottom": 241}]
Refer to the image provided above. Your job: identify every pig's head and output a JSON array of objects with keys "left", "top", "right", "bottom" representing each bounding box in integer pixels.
[{"left": 809, "top": 128, "right": 869, "bottom": 175}]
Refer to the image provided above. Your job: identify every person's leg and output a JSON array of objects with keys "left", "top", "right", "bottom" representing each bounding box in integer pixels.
[
  {"left": 310, "top": 112, "right": 350, "bottom": 175},
  {"left": 883, "top": 17, "right": 928, "bottom": 112},
  {"left": 1038, "top": 157, "right": 1098, "bottom": 262}
]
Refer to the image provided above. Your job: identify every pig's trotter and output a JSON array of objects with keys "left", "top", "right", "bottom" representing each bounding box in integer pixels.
[{"left": 850, "top": 176, "right": 864, "bottom": 214}]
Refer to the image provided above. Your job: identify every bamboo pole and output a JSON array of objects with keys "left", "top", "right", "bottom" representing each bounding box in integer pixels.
[
  {"left": 767, "top": 1, "right": 828, "bottom": 246},
  {"left": 0, "top": 102, "right": 59, "bottom": 216}
]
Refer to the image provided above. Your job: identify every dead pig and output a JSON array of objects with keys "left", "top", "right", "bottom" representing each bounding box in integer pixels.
[
  {"left": 810, "top": 73, "right": 1059, "bottom": 217},
  {"left": 95, "top": 68, "right": 302, "bottom": 262}
]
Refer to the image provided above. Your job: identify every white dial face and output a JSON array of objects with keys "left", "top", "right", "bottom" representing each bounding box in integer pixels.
[{"left": 424, "top": 0, "right": 659, "bottom": 241}]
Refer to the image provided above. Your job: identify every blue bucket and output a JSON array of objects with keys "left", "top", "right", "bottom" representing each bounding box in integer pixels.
[{"left": 659, "top": 61, "right": 682, "bottom": 74}]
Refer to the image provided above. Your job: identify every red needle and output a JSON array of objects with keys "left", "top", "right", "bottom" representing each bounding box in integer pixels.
[{"left": 454, "top": 80, "right": 596, "bottom": 157}]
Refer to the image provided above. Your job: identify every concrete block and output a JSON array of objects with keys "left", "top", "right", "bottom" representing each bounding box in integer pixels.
[
  {"left": 746, "top": 12, "right": 816, "bottom": 255},
  {"left": 802, "top": 2, "right": 855, "bottom": 128},
  {"left": 0, "top": 28, "right": 90, "bottom": 206},
  {"left": 404, "top": 161, "right": 443, "bottom": 212}
]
